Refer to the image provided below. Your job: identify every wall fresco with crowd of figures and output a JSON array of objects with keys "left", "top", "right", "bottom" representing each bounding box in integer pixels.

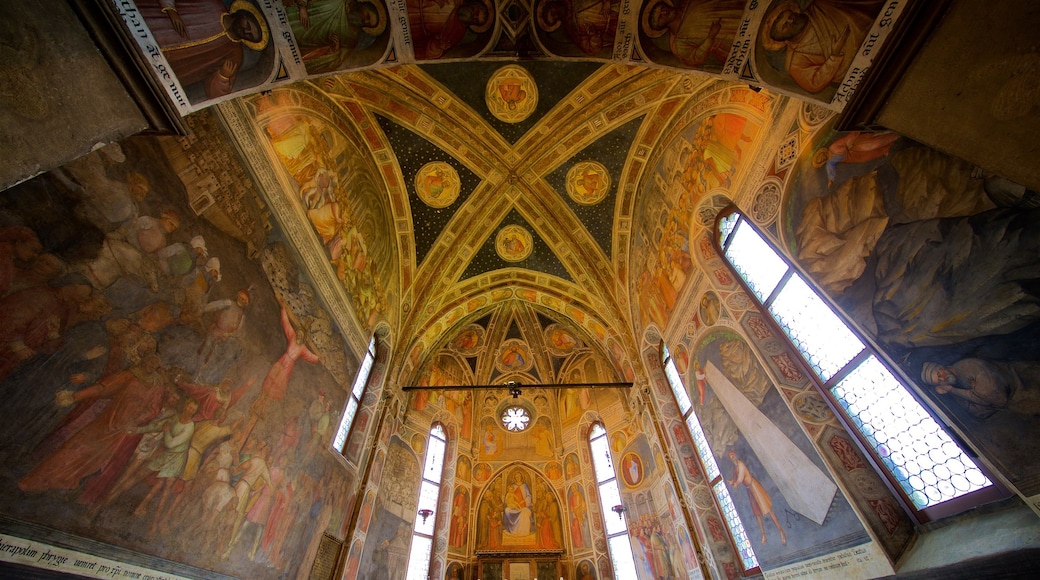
[{"left": 0, "top": 112, "right": 372, "bottom": 578}]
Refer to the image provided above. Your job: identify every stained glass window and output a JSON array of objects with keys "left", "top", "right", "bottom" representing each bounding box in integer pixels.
[
  {"left": 588, "top": 424, "right": 639, "bottom": 579},
  {"left": 663, "top": 345, "right": 760, "bottom": 573},
  {"left": 501, "top": 405, "right": 531, "bottom": 432},
  {"left": 717, "top": 210, "right": 993, "bottom": 517},
  {"left": 333, "top": 337, "right": 377, "bottom": 453},
  {"left": 406, "top": 424, "right": 446, "bottom": 580}
]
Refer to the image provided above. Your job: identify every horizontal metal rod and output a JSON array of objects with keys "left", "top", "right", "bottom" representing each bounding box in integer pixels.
[{"left": 400, "top": 382, "right": 632, "bottom": 391}]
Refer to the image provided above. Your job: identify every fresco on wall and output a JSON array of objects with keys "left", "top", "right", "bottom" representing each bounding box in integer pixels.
[
  {"left": 566, "top": 482, "right": 593, "bottom": 551},
  {"left": 564, "top": 452, "right": 582, "bottom": 479},
  {"left": 0, "top": 134, "right": 362, "bottom": 578},
  {"left": 358, "top": 435, "right": 421, "bottom": 578},
  {"left": 677, "top": 524, "right": 700, "bottom": 576},
  {"left": 479, "top": 399, "right": 549, "bottom": 462},
  {"left": 474, "top": 465, "right": 564, "bottom": 551},
  {"left": 406, "top": 0, "right": 497, "bottom": 60},
  {"left": 783, "top": 125, "right": 1040, "bottom": 496},
  {"left": 248, "top": 89, "right": 395, "bottom": 329},
  {"left": 576, "top": 558, "right": 597, "bottom": 579},
  {"left": 533, "top": 0, "right": 621, "bottom": 59},
  {"left": 633, "top": 110, "right": 762, "bottom": 330},
  {"left": 619, "top": 434, "right": 656, "bottom": 489},
  {"left": 457, "top": 455, "right": 473, "bottom": 481},
  {"left": 753, "top": 0, "right": 886, "bottom": 102},
  {"left": 636, "top": 0, "right": 747, "bottom": 72},
  {"left": 449, "top": 487, "right": 471, "bottom": 549},
  {"left": 283, "top": 0, "right": 392, "bottom": 74},
  {"left": 446, "top": 561, "right": 465, "bottom": 578},
  {"left": 692, "top": 330, "right": 868, "bottom": 568},
  {"left": 630, "top": 513, "right": 684, "bottom": 579}
]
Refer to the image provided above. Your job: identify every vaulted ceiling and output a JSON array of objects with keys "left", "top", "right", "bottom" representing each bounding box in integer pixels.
[{"left": 218, "top": 61, "right": 784, "bottom": 392}]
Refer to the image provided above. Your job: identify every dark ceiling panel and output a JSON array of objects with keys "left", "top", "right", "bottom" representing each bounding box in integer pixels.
[
  {"left": 375, "top": 114, "right": 481, "bottom": 267},
  {"left": 419, "top": 61, "right": 603, "bottom": 144},
  {"left": 459, "top": 208, "right": 573, "bottom": 282},
  {"left": 544, "top": 115, "right": 644, "bottom": 258}
]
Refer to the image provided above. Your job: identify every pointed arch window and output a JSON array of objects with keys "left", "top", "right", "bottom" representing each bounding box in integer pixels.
[
  {"left": 333, "top": 336, "right": 377, "bottom": 454},
  {"left": 662, "top": 345, "right": 760, "bottom": 573},
  {"left": 716, "top": 209, "right": 998, "bottom": 521},
  {"left": 406, "top": 423, "right": 446, "bottom": 580},
  {"left": 588, "top": 423, "right": 639, "bottom": 579}
]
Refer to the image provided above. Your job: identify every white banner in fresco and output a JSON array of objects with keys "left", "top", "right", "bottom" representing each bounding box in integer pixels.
[
  {"left": 0, "top": 534, "right": 192, "bottom": 580},
  {"left": 111, "top": 0, "right": 303, "bottom": 115},
  {"left": 763, "top": 543, "right": 893, "bottom": 580},
  {"left": 832, "top": 0, "right": 910, "bottom": 108}
]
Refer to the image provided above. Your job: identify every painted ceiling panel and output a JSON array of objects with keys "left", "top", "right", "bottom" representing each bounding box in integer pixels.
[
  {"left": 420, "top": 61, "right": 603, "bottom": 144},
  {"left": 543, "top": 115, "right": 644, "bottom": 258},
  {"left": 375, "top": 114, "right": 482, "bottom": 266},
  {"left": 460, "top": 208, "right": 573, "bottom": 282},
  {"left": 417, "top": 299, "right": 602, "bottom": 389}
]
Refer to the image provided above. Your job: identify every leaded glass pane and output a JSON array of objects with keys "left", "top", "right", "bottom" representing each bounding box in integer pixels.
[
  {"left": 598, "top": 481, "right": 626, "bottom": 536},
  {"left": 423, "top": 435, "right": 446, "bottom": 484},
  {"left": 718, "top": 212, "right": 740, "bottom": 247},
  {"left": 333, "top": 397, "right": 359, "bottom": 452},
  {"left": 590, "top": 435, "right": 615, "bottom": 483},
  {"left": 685, "top": 413, "right": 721, "bottom": 481},
  {"left": 501, "top": 406, "right": 531, "bottom": 431},
  {"left": 608, "top": 535, "right": 640, "bottom": 579},
  {"left": 713, "top": 480, "right": 759, "bottom": 571},
  {"left": 769, "top": 275, "right": 864, "bottom": 381},
  {"left": 664, "top": 357, "right": 693, "bottom": 415},
  {"left": 832, "top": 356, "right": 992, "bottom": 508},
  {"left": 405, "top": 536, "right": 432, "bottom": 580},
  {"left": 352, "top": 347, "right": 374, "bottom": 399},
  {"left": 413, "top": 480, "right": 439, "bottom": 535},
  {"left": 724, "top": 221, "right": 789, "bottom": 301}
]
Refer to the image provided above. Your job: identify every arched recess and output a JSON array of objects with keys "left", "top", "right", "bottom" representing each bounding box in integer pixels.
[
  {"left": 397, "top": 288, "right": 632, "bottom": 390},
  {"left": 472, "top": 462, "right": 566, "bottom": 553}
]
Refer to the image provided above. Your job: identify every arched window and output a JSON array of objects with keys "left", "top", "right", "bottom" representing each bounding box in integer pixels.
[
  {"left": 716, "top": 209, "right": 998, "bottom": 521},
  {"left": 588, "top": 423, "right": 639, "bottom": 578},
  {"left": 333, "top": 336, "right": 377, "bottom": 454},
  {"left": 406, "top": 423, "right": 446, "bottom": 580},
  {"left": 662, "top": 346, "right": 760, "bottom": 573}
]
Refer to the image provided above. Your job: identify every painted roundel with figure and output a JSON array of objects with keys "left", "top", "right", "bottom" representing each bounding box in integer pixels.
[
  {"left": 565, "top": 161, "right": 611, "bottom": 205},
  {"left": 450, "top": 323, "right": 485, "bottom": 356},
  {"left": 544, "top": 323, "right": 579, "bottom": 356},
  {"left": 415, "top": 161, "right": 460, "bottom": 208},
  {"left": 496, "top": 338, "right": 533, "bottom": 372},
  {"left": 486, "top": 65, "right": 538, "bottom": 123},
  {"left": 496, "top": 225, "right": 533, "bottom": 262}
]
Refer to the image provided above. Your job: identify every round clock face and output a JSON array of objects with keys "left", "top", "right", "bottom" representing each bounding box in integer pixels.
[{"left": 501, "top": 405, "right": 531, "bottom": 432}]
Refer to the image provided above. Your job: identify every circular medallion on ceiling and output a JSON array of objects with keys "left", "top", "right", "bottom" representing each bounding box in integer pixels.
[
  {"left": 544, "top": 323, "right": 579, "bottom": 356},
  {"left": 565, "top": 161, "right": 611, "bottom": 205},
  {"left": 495, "top": 225, "right": 533, "bottom": 262},
  {"left": 414, "top": 162, "right": 460, "bottom": 208},
  {"left": 485, "top": 65, "right": 538, "bottom": 123},
  {"left": 496, "top": 338, "right": 533, "bottom": 372},
  {"left": 450, "top": 323, "right": 484, "bottom": 356}
]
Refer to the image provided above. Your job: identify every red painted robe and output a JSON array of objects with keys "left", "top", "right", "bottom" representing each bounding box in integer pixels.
[{"left": 19, "top": 367, "right": 165, "bottom": 494}]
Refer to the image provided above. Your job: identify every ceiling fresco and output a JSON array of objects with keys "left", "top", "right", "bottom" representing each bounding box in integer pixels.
[
  {"left": 122, "top": 0, "right": 910, "bottom": 117},
  {"left": 218, "top": 56, "right": 790, "bottom": 394}
]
